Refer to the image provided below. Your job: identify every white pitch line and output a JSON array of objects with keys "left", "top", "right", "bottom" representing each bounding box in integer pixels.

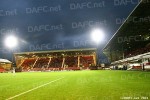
[{"left": 6, "top": 77, "right": 64, "bottom": 100}]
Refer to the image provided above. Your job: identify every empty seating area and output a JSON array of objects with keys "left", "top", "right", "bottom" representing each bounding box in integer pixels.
[
  {"left": 34, "top": 58, "right": 49, "bottom": 68},
  {"left": 0, "top": 67, "right": 5, "bottom": 73},
  {"left": 64, "top": 56, "right": 79, "bottom": 70},
  {"left": 65, "top": 56, "right": 77, "bottom": 67},
  {"left": 21, "top": 58, "right": 36, "bottom": 71},
  {"left": 19, "top": 55, "right": 95, "bottom": 72},
  {"left": 80, "top": 56, "right": 94, "bottom": 69},
  {"left": 49, "top": 57, "right": 62, "bottom": 68},
  {"left": 125, "top": 46, "right": 150, "bottom": 58},
  {"left": 14, "top": 48, "right": 97, "bottom": 72}
]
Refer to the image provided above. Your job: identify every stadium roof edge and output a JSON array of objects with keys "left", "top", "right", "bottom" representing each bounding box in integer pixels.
[
  {"left": 14, "top": 48, "right": 97, "bottom": 55},
  {"left": 111, "top": 52, "right": 150, "bottom": 64},
  {"left": 0, "top": 58, "right": 12, "bottom": 63},
  {"left": 102, "top": 0, "right": 142, "bottom": 50}
]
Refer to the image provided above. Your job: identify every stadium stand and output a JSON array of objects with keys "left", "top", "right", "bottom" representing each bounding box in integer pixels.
[
  {"left": 21, "top": 58, "right": 36, "bottom": 71},
  {"left": 0, "top": 67, "right": 5, "bottom": 73},
  {"left": 103, "top": 0, "right": 150, "bottom": 70},
  {"left": 14, "top": 48, "right": 97, "bottom": 72},
  {"left": 0, "top": 59, "right": 12, "bottom": 72}
]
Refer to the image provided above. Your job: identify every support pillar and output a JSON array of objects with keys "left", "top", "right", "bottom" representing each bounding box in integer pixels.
[
  {"left": 47, "top": 57, "right": 51, "bottom": 68},
  {"left": 19, "top": 59, "right": 25, "bottom": 67},
  {"left": 78, "top": 56, "right": 80, "bottom": 67},
  {"left": 33, "top": 57, "right": 39, "bottom": 68},
  {"left": 93, "top": 55, "right": 96, "bottom": 66},
  {"left": 61, "top": 57, "right": 65, "bottom": 68}
]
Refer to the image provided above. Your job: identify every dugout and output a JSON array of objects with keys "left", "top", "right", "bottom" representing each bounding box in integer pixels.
[{"left": 14, "top": 48, "right": 97, "bottom": 71}]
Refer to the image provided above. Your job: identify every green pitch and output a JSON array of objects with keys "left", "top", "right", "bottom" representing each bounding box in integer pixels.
[{"left": 0, "top": 70, "right": 150, "bottom": 100}]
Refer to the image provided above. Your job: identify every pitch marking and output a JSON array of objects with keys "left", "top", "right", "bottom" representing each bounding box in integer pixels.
[{"left": 6, "top": 77, "right": 64, "bottom": 100}]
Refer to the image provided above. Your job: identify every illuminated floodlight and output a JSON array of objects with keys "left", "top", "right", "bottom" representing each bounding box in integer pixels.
[
  {"left": 91, "top": 29, "right": 105, "bottom": 43},
  {"left": 4, "top": 35, "right": 18, "bottom": 48}
]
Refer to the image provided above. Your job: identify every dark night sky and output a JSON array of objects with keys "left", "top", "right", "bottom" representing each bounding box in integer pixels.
[{"left": 0, "top": 0, "right": 139, "bottom": 62}]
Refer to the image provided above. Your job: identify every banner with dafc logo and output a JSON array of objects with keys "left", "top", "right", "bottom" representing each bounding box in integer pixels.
[{"left": 0, "top": 0, "right": 139, "bottom": 63}]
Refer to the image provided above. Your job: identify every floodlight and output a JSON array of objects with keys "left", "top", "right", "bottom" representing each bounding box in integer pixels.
[
  {"left": 4, "top": 35, "right": 18, "bottom": 48},
  {"left": 91, "top": 29, "right": 105, "bottom": 43}
]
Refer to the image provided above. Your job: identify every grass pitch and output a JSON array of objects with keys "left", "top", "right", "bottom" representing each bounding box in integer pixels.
[{"left": 0, "top": 70, "right": 150, "bottom": 100}]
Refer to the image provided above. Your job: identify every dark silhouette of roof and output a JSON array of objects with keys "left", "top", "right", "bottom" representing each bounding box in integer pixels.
[{"left": 103, "top": 0, "right": 150, "bottom": 61}]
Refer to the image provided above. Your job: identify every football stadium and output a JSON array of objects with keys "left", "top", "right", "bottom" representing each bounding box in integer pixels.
[{"left": 0, "top": 0, "right": 150, "bottom": 100}]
